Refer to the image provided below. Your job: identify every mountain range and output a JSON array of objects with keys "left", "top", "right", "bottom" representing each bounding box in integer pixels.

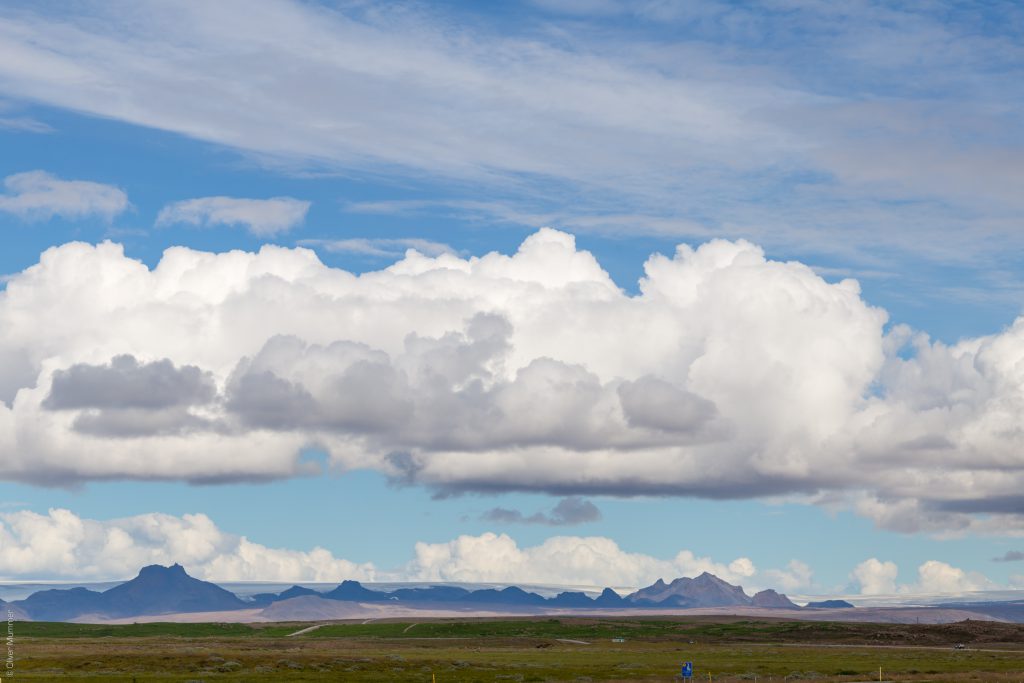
[
  {"left": 250, "top": 571, "right": 799, "bottom": 612},
  {"left": 9, "top": 564, "right": 801, "bottom": 621},
  {"left": 7, "top": 564, "right": 1019, "bottom": 625},
  {"left": 10, "top": 564, "right": 1022, "bottom": 624}
]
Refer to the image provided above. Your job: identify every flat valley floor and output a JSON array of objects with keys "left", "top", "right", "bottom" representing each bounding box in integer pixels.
[{"left": 8, "top": 616, "right": 1024, "bottom": 681}]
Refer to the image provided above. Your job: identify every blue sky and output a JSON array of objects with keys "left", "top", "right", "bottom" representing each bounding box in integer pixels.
[{"left": 0, "top": 0, "right": 1023, "bottom": 597}]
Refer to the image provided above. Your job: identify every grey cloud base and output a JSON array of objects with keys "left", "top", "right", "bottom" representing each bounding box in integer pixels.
[
  {"left": 45, "top": 355, "right": 216, "bottom": 410},
  {"left": 3, "top": 230, "right": 1024, "bottom": 534},
  {"left": 481, "top": 497, "right": 602, "bottom": 526}
]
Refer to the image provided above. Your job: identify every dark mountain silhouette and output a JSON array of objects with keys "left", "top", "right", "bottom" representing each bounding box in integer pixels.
[
  {"left": 751, "top": 589, "right": 799, "bottom": 609},
  {"left": 99, "top": 564, "right": 246, "bottom": 617},
  {"left": 323, "top": 580, "right": 388, "bottom": 602},
  {"left": 592, "top": 587, "right": 626, "bottom": 607},
  {"left": 278, "top": 585, "right": 321, "bottom": 601},
  {"left": 629, "top": 572, "right": 752, "bottom": 607},
  {"left": 460, "top": 586, "right": 547, "bottom": 606},
  {"left": 548, "top": 591, "right": 595, "bottom": 607},
  {"left": 249, "top": 584, "right": 320, "bottom": 607},
  {"left": 806, "top": 599, "right": 855, "bottom": 608},
  {"left": 13, "top": 587, "right": 104, "bottom": 621},
  {"left": 248, "top": 593, "right": 277, "bottom": 607},
  {"left": 14, "top": 564, "right": 245, "bottom": 620}
]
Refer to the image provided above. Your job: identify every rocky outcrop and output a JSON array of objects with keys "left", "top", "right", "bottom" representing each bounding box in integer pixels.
[{"left": 751, "top": 589, "right": 799, "bottom": 608}]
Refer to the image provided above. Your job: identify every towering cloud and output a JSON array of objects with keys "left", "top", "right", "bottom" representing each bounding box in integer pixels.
[
  {"left": 1, "top": 230, "right": 1023, "bottom": 532},
  {"left": 852, "top": 558, "right": 899, "bottom": 595}
]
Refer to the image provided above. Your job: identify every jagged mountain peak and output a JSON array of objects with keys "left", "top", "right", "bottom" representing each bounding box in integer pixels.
[{"left": 629, "top": 572, "right": 753, "bottom": 607}]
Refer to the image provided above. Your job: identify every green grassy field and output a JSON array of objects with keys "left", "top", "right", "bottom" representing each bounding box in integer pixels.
[{"left": 7, "top": 617, "right": 1024, "bottom": 681}]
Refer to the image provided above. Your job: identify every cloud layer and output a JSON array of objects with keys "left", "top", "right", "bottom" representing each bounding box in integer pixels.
[
  {"left": 2, "top": 230, "right": 1024, "bottom": 533},
  {"left": 0, "top": 507, "right": 756, "bottom": 588},
  {"left": 0, "top": 507, "right": 993, "bottom": 597}
]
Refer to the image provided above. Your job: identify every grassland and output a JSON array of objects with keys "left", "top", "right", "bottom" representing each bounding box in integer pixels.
[{"left": 8, "top": 616, "right": 1024, "bottom": 681}]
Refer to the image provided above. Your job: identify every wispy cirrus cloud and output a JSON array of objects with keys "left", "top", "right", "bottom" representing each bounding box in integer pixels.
[
  {"left": 0, "top": 99, "right": 53, "bottom": 133},
  {"left": 0, "top": 171, "right": 127, "bottom": 221},
  {"left": 0, "top": 116, "right": 52, "bottom": 133},
  {"left": 0, "top": 0, "right": 1022, "bottom": 271},
  {"left": 299, "top": 237, "right": 454, "bottom": 258},
  {"left": 156, "top": 196, "right": 310, "bottom": 236}
]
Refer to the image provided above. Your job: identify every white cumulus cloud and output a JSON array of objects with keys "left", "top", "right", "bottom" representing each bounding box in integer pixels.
[
  {"left": 851, "top": 558, "right": 995, "bottom": 596},
  {"left": 0, "top": 229, "right": 1023, "bottom": 533},
  {"left": 157, "top": 196, "right": 310, "bottom": 236},
  {"left": 911, "top": 560, "right": 995, "bottom": 594},
  {"left": 406, "top": 532, "right": 756, "bottom": 589},
  {"left": 763, "top": 560, "right": 814, "bottom": 593},
  {"left": 0, "top": 171, "right": 128, "bottom": 221},
  {"left": 852, "top": 558, "right": 899, "bottom": 595},
  {"left": 0, "top": 508, "right": 375, "bottom": 582},
  {"left": 0, "top": 508, "right": 772, "bottom": 589}
]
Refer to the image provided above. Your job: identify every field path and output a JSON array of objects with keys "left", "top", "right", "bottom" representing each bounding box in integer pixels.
[
  {"left": 555, "top": 638, "right": 591, "bottom": 645},
  {"left": 286, "top": 623, "right": 325, "bottom": 637},
  {"left": 779, "top": 642, "right": 1024, "bottom": 654},
  {"left": 402, "top": 623, "right": 419, "bottom": 633}
]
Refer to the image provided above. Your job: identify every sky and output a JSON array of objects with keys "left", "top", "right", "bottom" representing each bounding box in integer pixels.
[{"left": 0, "top": 0, "right": 1023, "bottom": 598}]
